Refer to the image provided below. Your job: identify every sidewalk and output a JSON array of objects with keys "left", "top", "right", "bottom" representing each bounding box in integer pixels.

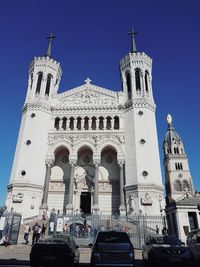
[{"left": 0, "top": 243, "right": 142, "bottom": 265}]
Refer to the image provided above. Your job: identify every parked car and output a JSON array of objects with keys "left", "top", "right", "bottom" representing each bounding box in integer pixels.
[
  {"left": 142, "top": 235, "right": 192, "bottom": 266},
  {"left": 187, "top": 229, "right": 200, "bottom": 265},
  {"left": 30, "top": 233, "right": 79, "bottom": 267},
  {"left": 90, "top": 230, "right": 135, "bottom": 267}
]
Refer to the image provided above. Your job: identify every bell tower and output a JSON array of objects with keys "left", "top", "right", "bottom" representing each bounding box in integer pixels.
[
  {"left": 6, "top": 35, "right": 62, "bottom": 217},
  {"left": 120, "top": 30, "right": 154, "bottom": 105},
  {"left": 120, "top": 30, "right": 164, "bottom": 216},
  {"left": 25, "top": 34, "right": 62, "bottom": 103},
  {"left": 163, "top": 114, "right": 194, "bottom": 204}
]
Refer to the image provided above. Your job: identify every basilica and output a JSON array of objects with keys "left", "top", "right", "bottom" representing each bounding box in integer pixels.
[{"left": 5, "top": 35, "right": 165, "bottom": 220}]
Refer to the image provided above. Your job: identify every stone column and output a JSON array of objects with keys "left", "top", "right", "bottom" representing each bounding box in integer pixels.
[
  {"left": 96, "top": 118, "right": 99, "bottom": 130},
  {"left": 59, "top": 118, "right": 63, "bottom": 130},
  {"left": 119, "top": 162, "right": 126, "bottom": 216},
  {"left": 81, "top": 118, "right": 84, "bottom": 130},
  {"left": 89, "top": 118, "right": 92, "bottom": 130},
  {"left": 111, "top": 117, "right": 114, "bottom": 130},
  {"left": 66, "top": 160, "right": 77, "bottom": 213},
  {"left": 74, "top": 118, "right": 77, "bottom": 130},
  {"left": 66, "top": 118, "right": 70, "bottom": 130},
  {"left": 40, "top": 160, "right": 54, "bottom": 210},
  {"left": 92, "top": 161, "right": 100, "bottom": 213},
  {"left": 103, "top": 118, "right": 107, "bottom": 130}
]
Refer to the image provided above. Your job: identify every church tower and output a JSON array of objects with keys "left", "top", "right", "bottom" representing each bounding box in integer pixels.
[
  {"left": 6, "top": 35, "right": 62, "bottom": 217},
  {"left": 120, "top": 31, "right": 164, "bottom": 216},
  {"left": 163, "top": 114, "right": 194, "bottom": 204}
]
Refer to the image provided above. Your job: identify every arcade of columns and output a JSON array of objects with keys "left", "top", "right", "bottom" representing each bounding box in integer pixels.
[{"left": 40, "top": 146, "right": 126, "bottom": 215}]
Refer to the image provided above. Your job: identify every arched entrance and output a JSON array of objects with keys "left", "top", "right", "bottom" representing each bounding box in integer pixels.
[
  {"left": 100, "top": 146, "right": 120, "bottom": 214},
  {"left": 75, "top": 146, "right": 94, "bottom": 215},
  {"left": 48, "top": 146, "right": 70, "bottom": 213}
]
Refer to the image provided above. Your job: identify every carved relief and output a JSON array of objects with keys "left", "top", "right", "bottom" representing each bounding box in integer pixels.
[
  {"left": 141, "top": 193, "right": 153, "bottom": 206},
  {"left": 12, "top": 193, "right": 24, "bottom": 203},
  {"left": 49, "top": 182, "right": 65, "bottom": 191},
  {"left": 60, "top": 87, "right": 118, "bottom": 107}
]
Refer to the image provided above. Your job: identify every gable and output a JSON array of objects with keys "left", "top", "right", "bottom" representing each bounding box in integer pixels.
[{"left": 57, "top": 83, "right": 120, "bottom": 107}]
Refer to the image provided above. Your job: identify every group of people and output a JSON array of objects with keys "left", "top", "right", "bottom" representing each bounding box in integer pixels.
[{"left": 24, "top": 222, "right": 46, "bottom": 245}]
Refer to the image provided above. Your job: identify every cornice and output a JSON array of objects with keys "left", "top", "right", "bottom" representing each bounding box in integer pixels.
[
  {"left": 124, "top": 184, "right": 164, "bottom": 192},
  {"left": 124, "top": 100, "right": 156, "bottom": 112},
  {"left": 7, "top": 183, "right": 43, "bottom": 190},
  {"left": 23, "top": 102, "right": 51, "bottom": 114}
]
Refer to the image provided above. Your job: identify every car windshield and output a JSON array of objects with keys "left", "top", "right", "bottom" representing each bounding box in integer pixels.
[
  {"left": 153, "top": 236, "right": 182, "bottom": 246},
  {"left": 96, "top": 232, "right": 130, "bottom": 243}
]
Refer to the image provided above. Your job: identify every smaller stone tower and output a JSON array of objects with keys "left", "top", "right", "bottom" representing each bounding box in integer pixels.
[{"left": 163, "top": 114, "right": 194, "bottom": 204}]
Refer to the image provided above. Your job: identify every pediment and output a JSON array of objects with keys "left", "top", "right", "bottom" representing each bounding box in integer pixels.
[{"left": 57, "top": 83, "right": 119, "bottom": 107}]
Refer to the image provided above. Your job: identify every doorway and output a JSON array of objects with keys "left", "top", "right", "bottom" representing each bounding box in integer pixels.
[{"left": 80, "top": 192, "right": 91, "bottom": 215}]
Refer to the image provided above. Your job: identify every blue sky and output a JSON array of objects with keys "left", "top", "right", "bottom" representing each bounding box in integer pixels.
[{"left": 0, "top": 0, "right": 200, "bottom": 206}]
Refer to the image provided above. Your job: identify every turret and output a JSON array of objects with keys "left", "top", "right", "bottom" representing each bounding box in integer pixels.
[
  {"left": 119, "top": 30, "right": 154, "bottom": 105},
  {"left": 25, "top": 34, "right": 62, "bottom": 103},
  {"left": 163, "top": 114, "right": 194, "bottom": 203}
]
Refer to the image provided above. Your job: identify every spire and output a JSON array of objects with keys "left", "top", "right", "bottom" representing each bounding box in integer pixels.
[
  {"left": 128, "top": 29, "right": 138, "bottom": 53},
  {"left": 45, "top": 33, "right": 56, "bottom": 57}
]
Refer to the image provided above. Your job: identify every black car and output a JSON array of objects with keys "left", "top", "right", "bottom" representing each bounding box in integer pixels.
[
  {"left": 142, "top": 235, "right": 192, "bottom": 266},
  {"left": 90, "top": 230, "right": 135, "bottom": 267},
  {"left": 186, "top": 229, "right": 200, "bottom": 266},
  {"left": 30, "top": 234, "right": 79, "bottom": 267}
]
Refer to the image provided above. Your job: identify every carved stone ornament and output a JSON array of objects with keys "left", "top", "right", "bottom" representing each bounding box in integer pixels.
[
  {"left": 12, "top": 192, "right": 24, "bottom": 203},
  {"left": 141, "top": 193, "right": 153, "bottom": 206},
  {"left": 49, "top": 182, "right": 65, "bottom": 191}
]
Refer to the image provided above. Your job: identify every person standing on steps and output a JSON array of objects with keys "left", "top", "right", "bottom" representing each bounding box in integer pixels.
[
  {"left": 32, "top": 222, "right": 40, "bottom": 245},
  {"left": 41, "top": 223, "right": 46, "bottom": 237},
  {"left": 24, "top": 224, "right": 31, "bottom": 244}
]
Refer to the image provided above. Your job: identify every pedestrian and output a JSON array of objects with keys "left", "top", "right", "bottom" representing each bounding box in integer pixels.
[
  {"left": 32, "top": 222, "right": 40, "bottom": 245},
  {"left": 63, "top": 223, "right": 68, "bottom": 234},
  {"left": 24, "top": 224, "right": 31, "bottom": 244},
  {"left": 162, "top": 227, "right": 168, "bottom": 235},
  {"left": 0, "top": 235, "right": 10, "bottom": 247},
  {"left": 155, "top": 225, "right": 159, "bottom": 234},
  {"left": 41, "top": 224, "right": 46, "bottom": 237}
]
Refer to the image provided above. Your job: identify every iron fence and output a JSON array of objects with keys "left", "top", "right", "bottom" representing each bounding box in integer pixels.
[{"left": 47, "top": 210, "right": 166, "bottom": 248}]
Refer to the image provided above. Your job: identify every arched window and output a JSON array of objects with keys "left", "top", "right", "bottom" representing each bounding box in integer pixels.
[
  {"left": 69, "top": 117, "right": 74, "bottom": 130},
  {"left": 99, "top": 117, "right": 104, "bottom": 130},
  {"left": 183, "top": 180, "right": 189, "bottom": 190},
  {"left": 36, "top": 72, "right": 43, "bottom": 95},
  {"left": 135, "top": 68, "right": 141, "bottom": 91},
  {"left": 62, "top": 117, "right": 67, "bottom": 130},
  {"left": 174, "top": 180, "right": 182, "bottom": 191},
  {"left": 126, "top": 72, "right": 132, "bottom": 100},
  {"left": 145, "top": 70, "right": 149, "bottom": 92},
  {"left": 45, "top": 74, "right": 52, "bottom": 96},
  {"left": 30, "top": 73, "right": 33, "bottom": 89},
  {"left": 91, "top": 117, "right": 96, "bottom": 130},
  {"left": 106, "top": 117, "right": 111, "bottom": 130},
  {"left": 84, "top": 117, "right": 89, "bottom": 130},
  {"left": 54, "top": 117, "right": 60, "bottom": 130},
  {"left": 77, "top": 117, "right": 81, "bottom": 130},
  {"left": 114, "top": 116, "right": 119, "bottom": 129}
]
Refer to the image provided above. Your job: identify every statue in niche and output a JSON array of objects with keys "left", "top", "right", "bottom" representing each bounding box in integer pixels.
[
  {"left": 141, "top": 193, "right": 153, "bottom": 206},
  {"left": 30, "top": 195, "right": 36, "bottom": 209}
]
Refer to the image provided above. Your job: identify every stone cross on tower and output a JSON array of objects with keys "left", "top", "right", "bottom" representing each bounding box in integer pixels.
[
  {"left": 46, "top": 33, "right": 56, "bottom": 57},
  {"left": 85, "top": 77, "right": 92, "bottom": 84},
  {"left": 128, "top": 29, "right": 138, "bottom": 53}
]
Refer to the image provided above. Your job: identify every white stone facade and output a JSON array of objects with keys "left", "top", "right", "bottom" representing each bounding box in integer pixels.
[{"left": 5, "top": 47, "right": 164, "bottom": 219}]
